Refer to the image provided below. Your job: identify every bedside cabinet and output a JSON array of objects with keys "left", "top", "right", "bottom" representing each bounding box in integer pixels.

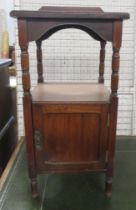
[{"left": 11, "top": 6, "right": 129, "bottom": 197}]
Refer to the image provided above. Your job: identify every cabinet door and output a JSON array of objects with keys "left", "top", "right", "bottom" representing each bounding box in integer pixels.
[
  {"left": 33, "top": 104, "right": 108, "bottom": 171},
  {"left": 43, "top": 113, "right": 101, "bottom": 162}
]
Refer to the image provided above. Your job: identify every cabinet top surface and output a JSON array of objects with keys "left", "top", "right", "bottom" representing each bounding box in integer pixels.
[
  {"left": 10, "top": 6, "right": 129, "bottom": 20},
  {"left": 31, "top": 83, "right": 110, "bottom": 104}
]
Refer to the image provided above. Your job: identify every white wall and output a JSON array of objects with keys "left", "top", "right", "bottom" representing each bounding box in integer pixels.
[
  {"left": 0, "top": 0, "right": 15, "bottom": 45},
  {"left": 13, "top": 0, "right": 136, "bottom": 137},
  {"left": 133, "top": 0, "right": 136, "bottom": 135}
]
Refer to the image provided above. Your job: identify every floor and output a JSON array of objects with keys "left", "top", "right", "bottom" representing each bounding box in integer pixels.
[{"left": 0, "top": 137, "right": 136, "bottom": 210}]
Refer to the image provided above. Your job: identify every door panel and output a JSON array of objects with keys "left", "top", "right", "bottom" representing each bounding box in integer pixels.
[
  {"left": 33, "top": 104, "right": 108, "bottom": 170},
  {"left": 43, "top": 113, "right": 101, "bottom": 162}
]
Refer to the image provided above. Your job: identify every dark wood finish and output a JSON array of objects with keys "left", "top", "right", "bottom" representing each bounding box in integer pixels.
[
  {"left": 10, "top": 6, "right": 129, "bottom": 19},
  {"left": 10, "top": 7, "right": 129, "bottom": 43},
  {"left": 36, "top": 40, "right": 44, "bottom": 83},
  {"left": 99, "top": 41, "right": 106, "bottom": 83},
  {"left": 39, "top": 6, "right": 104, "bottom": 13},
  {"left": 0, "top": 60, "right": 17, "bottom": 175},
  {"left": 105, "top": 21, "right": 122, "bottom": 196},
  {"left": 18, "top": 20, "right": 38, "bottom": 197},
  {"left": 33, "top": 103, "right": 108, "bottom": 169},
  {"left": 10, "top": 6, "right": 129, "bottom": 198}
]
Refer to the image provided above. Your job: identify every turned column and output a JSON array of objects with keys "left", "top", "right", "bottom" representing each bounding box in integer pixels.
[
  {"left": 106, "top": 21, "right": 122, "bottom": 197},
  {"left": 111, "top": 47, "right": 120, "bottom": 96},
  {"left": 18, "top": 19, "right": 38, "bottom": 198},
  {"left": 98, "top": 41, "right": 106, "bottom": 83},
  {"left": 36, "top": 40, "right": 44, "bottom": 83}
]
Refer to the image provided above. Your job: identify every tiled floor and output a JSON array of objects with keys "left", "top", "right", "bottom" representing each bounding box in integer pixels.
[{"left": 0, "top": 137, "right": 136, "bottom": 210}]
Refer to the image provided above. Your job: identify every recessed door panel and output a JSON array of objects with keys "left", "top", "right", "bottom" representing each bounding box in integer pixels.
[{"left": 42, "top": 113, "right": 101, "bottom": 162}]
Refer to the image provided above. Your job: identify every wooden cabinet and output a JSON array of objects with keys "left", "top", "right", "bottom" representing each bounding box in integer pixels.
[
  {"left": 11, "top": 7, "right": 129, "bottom": 198},
  {"left": 32, "top": 84, "right": 109, "bottom": 172}
]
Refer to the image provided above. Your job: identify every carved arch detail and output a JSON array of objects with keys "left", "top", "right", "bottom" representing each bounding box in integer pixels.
[{"left": 27, "top": 20, "right": 113, "bottom": 42}]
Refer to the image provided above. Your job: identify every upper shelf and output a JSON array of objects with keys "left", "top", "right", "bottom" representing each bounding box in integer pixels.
[{"left": 10, "top": 6, "right": 129, "bottom": 20}]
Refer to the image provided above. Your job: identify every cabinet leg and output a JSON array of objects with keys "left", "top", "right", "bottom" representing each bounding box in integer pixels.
[
  {"left": 31, "top": 177, "right": 38, "bottom": 198},
  {"left": 105, "top": 162, "right": 113, "bottom": 197},
  {"left": 105, "top": 176, "right": 112, "bottom": 197}
]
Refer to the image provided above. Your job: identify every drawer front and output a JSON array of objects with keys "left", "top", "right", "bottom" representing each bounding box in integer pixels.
[{"left": 33, "top": 104, "right": 108, "bottom": 171}]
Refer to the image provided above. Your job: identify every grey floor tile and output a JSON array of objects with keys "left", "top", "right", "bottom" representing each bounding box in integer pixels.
[{"left": 1, "top": 138, "right": 136, "bottom": 210}]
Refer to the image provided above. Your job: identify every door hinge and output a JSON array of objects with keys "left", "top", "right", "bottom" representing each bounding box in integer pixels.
[
  {"left": 107, "top": 114, "right": 110, "bottom": 127},
  {"left": 34, "top": 130, "right": 43, "bottom": 151}
]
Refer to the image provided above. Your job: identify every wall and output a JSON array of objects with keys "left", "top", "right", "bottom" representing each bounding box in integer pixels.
[{"left": 13, "top": 0, "right": 136, "bottom": 137}]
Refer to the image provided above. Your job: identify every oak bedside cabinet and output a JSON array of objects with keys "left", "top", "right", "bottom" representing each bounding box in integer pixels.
[{"left": 11, "top": 6, "right": 129, "bottom": 198}]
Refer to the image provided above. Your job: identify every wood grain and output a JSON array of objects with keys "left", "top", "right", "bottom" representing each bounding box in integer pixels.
[{"left": 31, "top": 83, "right": 110, "bottom": 103}]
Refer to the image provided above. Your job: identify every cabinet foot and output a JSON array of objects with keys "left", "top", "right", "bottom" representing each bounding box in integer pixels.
[
  {"left": 31, "top": 178, "right": 38, "bottom": 198},
  {"left": 105, "top": 177, "right": 112, "bottom": 197}
]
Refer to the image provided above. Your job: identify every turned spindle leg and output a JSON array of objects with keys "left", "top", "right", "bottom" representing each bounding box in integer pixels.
[
  {"left": 105, "top": 21, "right": 122, "bottom": 197},
  {"left": 36, "top": 40, "right": 44, "bottom": 83},
  {"left": 19, "top": 19, "right": 38, "bottom": 198},
  {"left": 31, "top": 178, "right": 38, "bottom": 198},
  {"left": 105, "top": 46, "right": 120, "bottom": 197},
  {"left": 98, "top": 41, "right": 106, "bottom": 84}
]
